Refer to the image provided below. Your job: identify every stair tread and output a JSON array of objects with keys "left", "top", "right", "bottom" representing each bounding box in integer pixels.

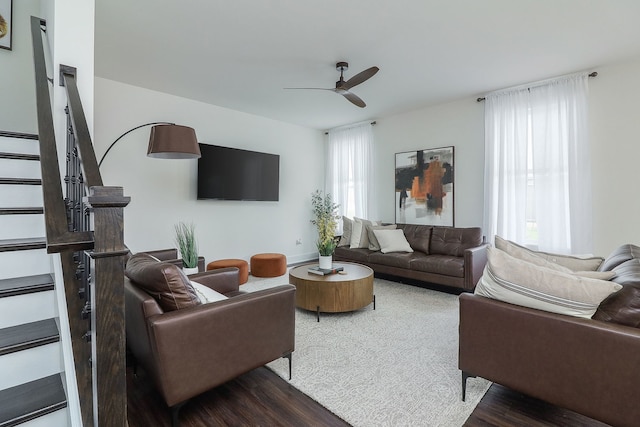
[
  {"left": 0, "top": 178, "right": 42, "bottom": 185},
  {"left": 0, "top": 153, "right": 40, "bottom": 161},
  {"left": 0, "top": 319, "right": 59, "bottom": 356},
  {"left": 0, "top": 208, "right": 44, "bottom": 215},
  {"left": 0, "top": 374, "right": 66, "bottom": 426},
  {"left": 0, "top": 238, "right": 46, "bottom": 252},
  {"left": 0, "top": 131, "right": 38, "bottom": 140},
  {"left": 0, "top": 274, "right": 54, "bottom": 298}
]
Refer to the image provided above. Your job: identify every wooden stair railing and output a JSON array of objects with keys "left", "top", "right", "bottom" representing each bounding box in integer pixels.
[{"left": 30, "top": 16, "right": 130, "bottom": 426}]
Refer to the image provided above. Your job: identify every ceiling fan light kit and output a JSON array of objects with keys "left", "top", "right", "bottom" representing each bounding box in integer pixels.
[{"left": 286, "top": 62, "right": 379, "bottom": 108}]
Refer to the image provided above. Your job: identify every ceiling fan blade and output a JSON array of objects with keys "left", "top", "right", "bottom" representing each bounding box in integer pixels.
[
  {"left": 342, "top": 91, "right": 366, "bottom": 108},
  {"left": 283, "top": 87, "right": 333, "bottom": 90},
  {"left": 344, "top": 66, "right": 379, "bottom": 89}
]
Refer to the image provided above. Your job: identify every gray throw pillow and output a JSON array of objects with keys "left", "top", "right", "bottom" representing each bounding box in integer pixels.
[{"left": 338, "top": 217, "right": 353, "bottom": 247}]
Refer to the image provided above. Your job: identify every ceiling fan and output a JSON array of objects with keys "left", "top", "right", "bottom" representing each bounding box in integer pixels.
[{"left": 285, "top": 62, "right": 379, "bottom": 108}]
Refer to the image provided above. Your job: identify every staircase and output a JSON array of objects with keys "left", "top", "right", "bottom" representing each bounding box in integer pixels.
[{"left": 0, "top": 132, "right": 70, "bottom": 426}]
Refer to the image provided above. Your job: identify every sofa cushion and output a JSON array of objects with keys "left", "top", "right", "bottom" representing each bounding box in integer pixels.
[
  {"left": 410, "top": 255, "right": 464, "bottom": 278},
  {"left": 125, "top": 253, "right": 201, "bottom": 312},
  {"left": 431, "top": 227, "right": 482, "bottom": 257},
  {"left": 337, "top": 217, "right": 353, "bottom": 247},
  {"left": 334, "top": 246, "right": 373, "bottom": 263},
  {"left": 398, "top": 224, "right": 432, "bottom": 254},
  {"left": 593, "top": 258, "right": 640, "bottom": 328},
  {"left": 368, "top": 251, "right": 414, "bottom": 269},
  {"left": 367, "top": 224, "right": 397, "bottom": 251},
  {"left": 598, "top": 244, "right": 640, "bottom": 271},
  {"left": 374, "top": 229, "right": 414, "bottom": 254},
  {"left": 494, "top": 236, "right": 603, "bottom": 272},
  {"left": 475, "top": 247, "right": 622, "bottom": 319}
]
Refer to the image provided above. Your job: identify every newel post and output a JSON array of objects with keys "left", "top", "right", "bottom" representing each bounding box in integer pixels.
[{"left": 85, "top": 186, "right": 131, "bottom": 426}]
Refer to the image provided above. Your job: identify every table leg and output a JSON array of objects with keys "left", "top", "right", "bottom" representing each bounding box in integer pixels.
[
  {"left": 373, "top": 294, "right": 376, "bottom": 310},
  {"left": 316, "top": 306, "right": 320, "bottom": 322}
]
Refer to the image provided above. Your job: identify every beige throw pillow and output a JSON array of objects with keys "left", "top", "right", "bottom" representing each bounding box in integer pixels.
[
  {"left": 338, "top": 217, "right": 353, "bottom": 247},
  {"left": 475, "top": 247, "right": 621, "bottom": 319},
  {"left": 367, "top": 224, "right": 397, "bottom": 251},
  {"left": 374, "top": 229, "right": 414, "bottom": 254},
  {"left": 350, "top": 218, "right": 381, "bottom": 249},
  {"left": 494, "top": 235, "right": 604, "bottom": 271}
]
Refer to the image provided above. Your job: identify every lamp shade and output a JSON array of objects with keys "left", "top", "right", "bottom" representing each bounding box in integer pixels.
[{"left": 147, "top": 124, "right": 201, "bottom": 159}]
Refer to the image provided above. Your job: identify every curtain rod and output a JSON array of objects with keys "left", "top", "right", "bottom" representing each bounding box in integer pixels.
[
  {"left": 324, "top": 120, "right": 376, "bottom": 135},
  {"left": 476, "top": 71, "right": 598, "bottom": 102}
]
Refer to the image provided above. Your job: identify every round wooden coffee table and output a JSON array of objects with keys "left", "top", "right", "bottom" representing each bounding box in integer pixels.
[{"left": 289, "top": 262, "right": 375, "bottom": 321}]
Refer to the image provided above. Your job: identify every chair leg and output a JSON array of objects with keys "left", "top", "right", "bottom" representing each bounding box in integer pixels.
[
  {"left": 170, "top": 401, "right": 187, "bottom": 427},
  {"left": 461, "top": 371, "right": 476, "bottom": 402},
  {"left": 284, "top": 353, "right": 292, "bottom": 380}
]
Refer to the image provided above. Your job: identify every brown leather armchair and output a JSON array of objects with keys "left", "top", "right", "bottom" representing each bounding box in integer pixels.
[{"left": 124, "top": 253, "right": 295, "bottom": 426}]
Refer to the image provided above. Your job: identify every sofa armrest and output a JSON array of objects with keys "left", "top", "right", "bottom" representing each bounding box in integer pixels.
[
  {"left": 459, "top": 293, "right": 640, "bottom": 427},
  {"left": 187, "top": 267, "right": 240, "bottom": 294},
  {"left": 463, "top": 243, "right": 489, "bottom": 290},
  {"left": 146, "top": 284, "right": 296, "bottom": 406}
]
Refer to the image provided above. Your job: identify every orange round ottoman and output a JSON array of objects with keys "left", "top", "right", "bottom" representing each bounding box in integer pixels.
[
  {"left": 206, "top": 259, "right": 249, "bottom": 284},
  {"left": 250, "top": 253, "right": 287, "bottom": 277}
]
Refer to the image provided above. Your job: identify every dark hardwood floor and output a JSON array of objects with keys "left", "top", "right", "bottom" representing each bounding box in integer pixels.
[
  {"left": 127, "top": 365, "right": 610, "bottom": 427},
  {"left": 464, "top": 384, "right": 610, "bottom": 427},
  {"left": 127, "top": 365, "right": 350, "bottom": 427}
]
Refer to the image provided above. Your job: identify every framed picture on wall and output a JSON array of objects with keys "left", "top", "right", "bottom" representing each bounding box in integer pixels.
[
  {"left": 0, "top": 0, "right": 12, "bottom": 51},
  {"left": 395, "top": 146, "right": 454, "bottom": 226}
]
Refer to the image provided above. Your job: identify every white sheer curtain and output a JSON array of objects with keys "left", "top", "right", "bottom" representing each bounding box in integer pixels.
[
  {"left": 325, "top": 122, "right": 375, "bottom": 221},
  {"left": 484, "top": 73, "right": 592, "bottom": 254}
]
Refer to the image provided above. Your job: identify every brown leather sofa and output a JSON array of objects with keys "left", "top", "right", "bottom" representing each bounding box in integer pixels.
[
  {"left": 124, "top": 253, "right": 296, "bottom": 426},
  {"left": 334, "top": 225, "right": 488, "bottom": 291},
  {"left": 459, "top": 244, "right": 640, "bottom": 427}
]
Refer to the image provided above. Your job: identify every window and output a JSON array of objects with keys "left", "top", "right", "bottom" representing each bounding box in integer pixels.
[
  {"left": 483, "top": 73, "right": 592, "bottom": 254},
  {"left": 325, "top": 122, "right": 375, "bottom": 222}
]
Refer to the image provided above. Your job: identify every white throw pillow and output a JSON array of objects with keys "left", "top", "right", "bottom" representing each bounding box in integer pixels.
[
  {"left": 494, "top": 235, "right": 603, "bottom": 271},
  {"left": 367, "top": 224, "right": 397, "bottom": 251},
  {"left": 373, "top": 229, "right": 414, "bottom": 254},
  {"left": 190, "top": 280, "right": 229, "bottom": 304},
  {"left": 475, "top": 247, "right": 621, "bottom": 319},
  {"left": 350, "top": 218, "right": 381, "bottom": 249}
]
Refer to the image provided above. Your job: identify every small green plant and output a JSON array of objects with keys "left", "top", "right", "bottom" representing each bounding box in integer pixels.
[
  {"left": 174, "top": 222, "right": 198, "bottom": 269},
  {"left": 311, "top": 190, "right": 340, "bottom": 256}
]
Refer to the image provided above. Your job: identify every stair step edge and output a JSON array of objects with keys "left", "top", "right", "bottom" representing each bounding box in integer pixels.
[
  {"left": 0, "top": 319, "right": 60, "bottom": 356},
  {"left": 0, "top": 238, "right": 47, "bottom": 252},
  {"left": 0, "top": 274, "right": 54, "bottom": 298},
  {"left": 0, "top": 208, "right": 44, "bottom": 215},
  {"left": 0, "top": 374, "right": 67, "bottom": 427},
  {"left": 0, "top": 178, "right": 42, "bottom": 185},
  {"left": 0, "top": 153, "right": 40, "bottom": 161}
]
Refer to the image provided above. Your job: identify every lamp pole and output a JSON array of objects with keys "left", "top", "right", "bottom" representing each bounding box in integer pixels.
[{"left": 98, "top": 121, "right": 174, "bottom": 168}]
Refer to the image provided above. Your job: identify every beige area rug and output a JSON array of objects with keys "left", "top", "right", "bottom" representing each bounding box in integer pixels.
[{"left": 243, "top": 271, "right": 490, "bottom": 427}]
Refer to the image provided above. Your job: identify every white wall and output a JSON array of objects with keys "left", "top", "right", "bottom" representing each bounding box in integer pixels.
[
  {"left": 372, "top": 56, "right": 640, "bottom": 256},
  {"left": 373, "top": 98, "right": 485, "bottom": 228},
  {"left": 95, "top": 78, "right": 325, "bottom": 264},
  {"left": 0, "top": 0, "right": 39, "bottom": 133},
  {"left": 589, "top": 57, "right": 640, "bottom": 255}
]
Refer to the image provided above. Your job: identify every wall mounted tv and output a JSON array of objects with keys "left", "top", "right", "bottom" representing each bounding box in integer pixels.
[{"left": 197, "top": 144, "right": 280, "bottom": 201}]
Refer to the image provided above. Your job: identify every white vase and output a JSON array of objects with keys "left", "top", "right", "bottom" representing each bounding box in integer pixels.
[
  {"left": 318, "top": 254, "right": 332, "bottom": 270},
  {"left": 183, "top": 266, "right": 199, "bottom": 276}
]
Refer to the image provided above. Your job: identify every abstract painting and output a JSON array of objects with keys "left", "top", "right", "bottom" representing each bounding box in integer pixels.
[
  {"left": 0, "top": 0, "right": 12, "bottom": 51},
  {"left": 395, "top": 146, "right": 454, "bottom": 226}
]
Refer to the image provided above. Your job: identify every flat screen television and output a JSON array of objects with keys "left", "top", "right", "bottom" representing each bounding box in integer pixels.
[{"left": 197, "top": 144, "right": 280, "bottom": 201}]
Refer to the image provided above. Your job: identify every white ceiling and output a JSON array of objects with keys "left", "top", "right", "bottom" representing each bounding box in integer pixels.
[{"left": 95, "top": 0, "right": 640, "bottom": 130}]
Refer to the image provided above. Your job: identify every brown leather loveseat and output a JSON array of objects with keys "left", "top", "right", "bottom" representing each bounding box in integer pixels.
[
  {"left": 124, "top": 253, "right": 296, "bottom": 426},
  {"left": 459, "top": 244, "right": 640, "bottom": 427},
  {"left": 335, "top": 225, "right": 488, "bottom": 291}
]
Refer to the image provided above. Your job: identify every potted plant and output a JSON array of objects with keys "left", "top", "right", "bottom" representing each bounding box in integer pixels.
[
  {"left": 174, "top": 221, "right": 199, "bottom": 275},
  {"left": 311, "top": 190, "right": 340, "bottom": 269}
]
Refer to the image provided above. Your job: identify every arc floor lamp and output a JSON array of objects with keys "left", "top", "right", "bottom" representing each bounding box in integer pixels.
[{"left": 98, "top": 122, "right": 201, "bottom": 168}]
